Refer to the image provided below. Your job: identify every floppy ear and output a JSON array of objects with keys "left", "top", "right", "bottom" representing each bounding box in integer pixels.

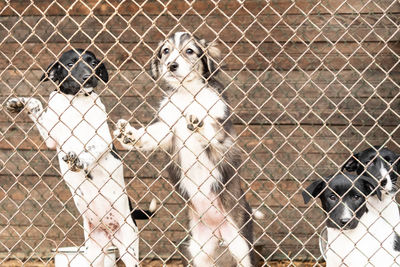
[
  {"left": 302, "top": 179, "right": 326, "bottom": 204},
  {"left": 150, "top": 41, "right": 163, "bottom": 80},
  {"left": 395, "top": 154, "right": 400, "bottom": 170},
  {"left": 199, "top": 39, "right": 221, "bottom": 78},
  {"left": 359, "top": 175, "right": 382, "bottom": 200},
  {"left": 95, "top": 62, "right": 108, "bottom": 83},
  {"left": 40, "top": 61, "right": 61, "bottom": 82},
  {"left": 342, "top": 153, "right": 360, "bottom": 172}
]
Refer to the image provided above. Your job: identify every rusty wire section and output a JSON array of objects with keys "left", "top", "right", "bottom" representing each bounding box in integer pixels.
[{"left": 0, "top": 0, "right": 399, "bottom": 266}]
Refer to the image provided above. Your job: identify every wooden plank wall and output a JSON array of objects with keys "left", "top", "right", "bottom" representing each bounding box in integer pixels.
[{"left": 0, "top": 0, "right": 399, "bottom": 264}]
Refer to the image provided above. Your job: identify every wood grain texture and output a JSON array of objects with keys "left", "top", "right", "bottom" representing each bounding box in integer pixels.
[{"left": 0, "top": 0, "right": 399, "bottom": 263}]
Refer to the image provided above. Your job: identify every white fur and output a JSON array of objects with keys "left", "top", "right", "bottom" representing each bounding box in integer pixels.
[
  {"left": 117, "top": 80, "right": 228, "bottom": 198},
  {"left": 326, "top": 192, "right": 400, "bottom": 266},
  {"left": 7, "top": 93, "right": 140, "bottom": 267}
]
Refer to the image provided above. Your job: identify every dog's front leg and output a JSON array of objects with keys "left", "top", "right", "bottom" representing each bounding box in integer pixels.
[
  {"left": 114, "top": 119, "right": 172, "bottom": 152},
  {"left": 6, "top": 97, "right": 56, "bottom": 149},
  {"left": 62, "top": 140, "right": 110, "bottom": 173}
]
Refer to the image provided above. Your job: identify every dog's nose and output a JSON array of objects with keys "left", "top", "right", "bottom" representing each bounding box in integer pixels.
[
  {"left": 169, "top": 62, "right": 179, "bottom": 72},
  {"left": 340, "top": 218, "right": 350, "bottom": 226},
  {"left": 82, "top": 74, "right": 91, "bottom": 81}
]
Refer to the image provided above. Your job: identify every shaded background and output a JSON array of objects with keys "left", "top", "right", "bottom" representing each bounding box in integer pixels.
[{"left": 0, "top": 0, "right": 399, "bottom": 265}]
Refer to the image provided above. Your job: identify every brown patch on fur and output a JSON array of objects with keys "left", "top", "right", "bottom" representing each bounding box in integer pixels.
[{"left": 108, "top": 222, "right": 120, "bottom": 232}]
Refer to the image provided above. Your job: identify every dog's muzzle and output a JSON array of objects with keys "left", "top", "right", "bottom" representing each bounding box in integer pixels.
[
  {"left": 169, "top": 62, "right": 179, "bottom": 72},
  {"left": 82, "top": 74, "right": 98, "bottom": 88}
]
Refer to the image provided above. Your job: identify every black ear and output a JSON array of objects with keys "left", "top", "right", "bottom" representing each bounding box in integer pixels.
[
  {"left": 95, "top": 62, "right": 108, "bottom": 83},
  {"left": 302, "top": 179, "right": 326, "bottom": 204},
  {"left": 150, "top": 41, "right": 163, "bottom": 80},
  {"left": 199, "top": 39, "right": 221, "bottom": 79},
  {"left": 150, "top": 55, "right": 160, "bottom": 80},
  {"left": 360, "top": 175, "right": 382, "bottom": 200},
  {"left": 40, "top": 61, "right": 61, "bottom": 82},
  {"left": 342, "top": 153, "right": 360, "bottom": 172}
]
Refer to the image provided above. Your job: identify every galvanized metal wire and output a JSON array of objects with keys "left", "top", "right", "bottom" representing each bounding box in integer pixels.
[{"left": 0, "top": 0, "right": 399, "bottom": 266}]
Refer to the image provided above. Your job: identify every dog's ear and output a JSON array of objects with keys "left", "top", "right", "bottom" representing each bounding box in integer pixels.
[
  {"left": 95, "top": 62, "right": 108, "bottom": 83},
  {"left": 302, "top": 179, "right": 326, "bottom": 204},
  {"left": 342, "top": 152, "right": 360, "bottom": 172},
  {"left": 40, "top": 61, "right": 61, "bottom": 82},
  {"left": 150, "top": 41, "right": 163, "bottom": 80},
  {"left": 359, "top": 175, "right": 382, "bottom": 200},
  {"left": 199, "top": 39, "right": 221, "bottom": 78}
]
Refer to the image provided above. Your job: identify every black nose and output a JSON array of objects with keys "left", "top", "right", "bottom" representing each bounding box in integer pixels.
[
  {"left": 340, "top": 218, "right": 350, "bottom": 225},
  {"left": 82, "top": 74, "right": 91, "bottom": 81},
  {"left": 169, "top": 62, "right": 178, "bottom": 72}
]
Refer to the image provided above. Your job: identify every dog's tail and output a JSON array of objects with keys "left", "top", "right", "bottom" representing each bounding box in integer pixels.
[{"left": 130, "top": 198, "right": 157, "bottom": 220}]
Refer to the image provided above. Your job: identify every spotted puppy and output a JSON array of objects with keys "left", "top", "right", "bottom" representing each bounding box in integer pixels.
[
  {"left": 114, "top": 32, "right": 254, "bottom": 266},
  {"left": 6, "top": 49, "right": 155, "bottom": 267},
  {"left": 303, "top": 173, "right": 400, "bottom": 266}
]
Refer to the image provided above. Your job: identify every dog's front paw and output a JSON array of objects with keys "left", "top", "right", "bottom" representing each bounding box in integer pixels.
[
  {"left": 62, "top": 152, "right": 87, "bottom": 172},
  {"left": 6, "top": 98, "right": 25, "bottom": 114},
  {"left": 113, "top": 119, "right": 138, "bottom": 146},
  {"left": 186, "top": 114, "right": 204, "bottom": 131}
]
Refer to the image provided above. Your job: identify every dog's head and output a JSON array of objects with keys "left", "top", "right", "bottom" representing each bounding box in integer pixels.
[
  {"left": 303, "top": 174, "right": 381, "bottom": 230},
  {"left": 342, "top": 146, "right": 400, "bottom": 192},
  {"left": 40, "top": 49, "right": 108, "bottom": 95},
  {"left": 150, "top": 32, "right": 221, "bottom": 85}
]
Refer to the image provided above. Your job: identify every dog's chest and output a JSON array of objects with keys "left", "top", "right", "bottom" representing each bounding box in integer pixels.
[
  {"left": 159, "top": 89, "right": 223, "bottom": 131},
  {"left": 46, "top": 92, "right": 108, "bottom": 145},
  {"left": 327, "top": 197, "right": 400, "bottom": 266},
  {"left": 160, "top": 89, "right": 224, "bottom": 196}
]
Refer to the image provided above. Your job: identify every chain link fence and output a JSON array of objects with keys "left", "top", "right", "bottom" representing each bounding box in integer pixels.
[{"left": 0, "top": 0, "right": 399, "bottom": 266}]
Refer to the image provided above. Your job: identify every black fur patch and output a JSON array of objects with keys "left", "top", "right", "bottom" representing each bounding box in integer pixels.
[
  {"left": 84, "top": 170, "right": 93, "bottom": 180},
  {"left": 110, "top": 144, "right": 121, "bottom": 160},
  {"left": 394, "top": 233, "right": 400, "bottom": 251},
  {"left": 41, "top": 49, "right": 108, "bottom": 95},
  {"left": 128, "top": 198, "right": 154, "bottom": 225}
]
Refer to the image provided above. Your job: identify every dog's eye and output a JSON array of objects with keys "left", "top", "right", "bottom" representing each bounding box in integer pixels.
[
  {"left": 163, "top": 48, "right": 169, "bottom": 55},
  {"left": 186, "top": 48, "right": 194, "bottom": 55},
  {"left": 92, "top": 62, "right": 97, "bottom": 67},
  {"left": 67, "top": 63, "right": 74, "bottom": 68},
  {"left": 328, "top": 194, "right": 337, "bottom": 201},
  {"left": 384, "top": 156, "right": 393, "bottom": 164},
  {"left": 353, "top": 194, "right": 361, "bottom": 200}
]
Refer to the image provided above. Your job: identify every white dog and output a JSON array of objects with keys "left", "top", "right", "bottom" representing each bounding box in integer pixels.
[
  {"left": 6, "top": 49, "right": 155, "bottom": 267},
  {"left": 114, "top": 32, "right": 255, "bottom": 266}
]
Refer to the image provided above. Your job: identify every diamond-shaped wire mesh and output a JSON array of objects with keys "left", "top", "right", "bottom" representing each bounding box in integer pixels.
[{"left": 0, "top": 0, "right": 399, "bottom": 266}]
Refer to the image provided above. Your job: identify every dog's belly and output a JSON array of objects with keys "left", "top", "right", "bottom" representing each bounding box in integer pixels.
[
  {"left": 189, "top": 194, "right": 226, "bottom": 229},
  {"left": 60, "top": 155, "right": 129, "bottom": 230}
]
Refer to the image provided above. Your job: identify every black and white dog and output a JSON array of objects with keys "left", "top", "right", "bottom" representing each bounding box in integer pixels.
[
  {"left": 303, "top": 171, "right": 400, "bottom": 266},
  {"left": 6, "top": 49, "right": 155, "bottom": 267},
  {"left": 343, "top": 146, "right": 399, "bottom": 195},
  {"left": 114, "top": 32, "right": 255, "bottom": 266}
]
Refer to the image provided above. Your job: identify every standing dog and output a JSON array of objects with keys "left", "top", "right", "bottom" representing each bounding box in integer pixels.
[
  {"left": 114, "top": 32, "right": 254, "bottom": 266},
  {"left": 6, "top": 49, "right": 155, "bottom": 267},
  {"left": 303, "top": 173, "right": 400, "bottom": 266}
]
